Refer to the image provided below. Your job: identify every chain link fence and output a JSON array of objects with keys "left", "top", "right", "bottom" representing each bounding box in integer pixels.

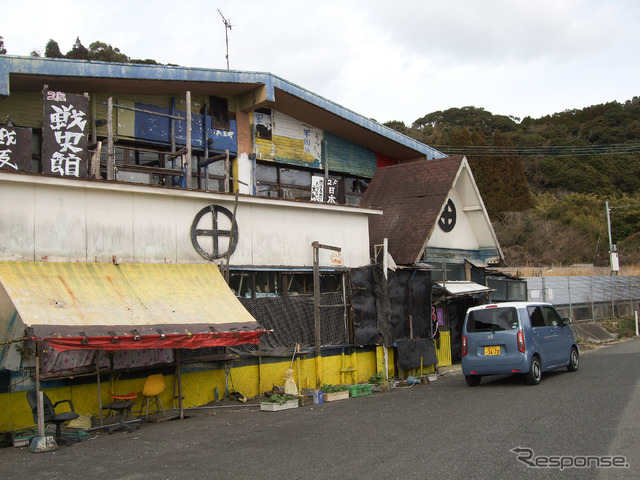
[{"left": 524, "top": 276, "right": 640, "bottom": 321}]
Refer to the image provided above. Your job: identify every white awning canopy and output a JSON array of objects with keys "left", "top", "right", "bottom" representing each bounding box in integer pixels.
[{"left": 436, "top": 281, "right": 494, "bottom": 296}]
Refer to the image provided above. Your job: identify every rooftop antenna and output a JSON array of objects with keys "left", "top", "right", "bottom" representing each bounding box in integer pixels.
[{"left": 218, "top": 9, "right": 233, "bottom": 70}]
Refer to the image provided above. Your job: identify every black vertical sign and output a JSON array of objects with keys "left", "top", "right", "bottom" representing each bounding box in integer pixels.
[
  {"left": 42, "top": 91, "right": 88, "bottom": 177},
  {"left": 0, "top": 126, "right": 32, "bottom": 172},
  {"left": 325, "top": 176, "right": 344, "bottom": 204}
]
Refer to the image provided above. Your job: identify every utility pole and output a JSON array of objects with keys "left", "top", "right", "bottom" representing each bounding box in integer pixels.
[
  {"left": 218, "top": 9, "right": 232, "bottom": 70},
  {"left": 606, "top": 201, "right": 619, "bottom": 275}
]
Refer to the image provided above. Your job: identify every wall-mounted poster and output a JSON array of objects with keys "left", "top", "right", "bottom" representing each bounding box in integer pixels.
[
  {"left": 0, "top": 125, "right": 32, "bottom": 172},
  {"left": 42, "top": 90, "right": 88, "bottom": 177}
]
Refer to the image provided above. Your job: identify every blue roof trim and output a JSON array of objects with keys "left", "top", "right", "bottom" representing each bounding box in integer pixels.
[
  {"left": 0, "top": 55, "right": 444, "bottom": 159},
  {"left": 266, "top": 73, "right": 445, "bottom": 160}
]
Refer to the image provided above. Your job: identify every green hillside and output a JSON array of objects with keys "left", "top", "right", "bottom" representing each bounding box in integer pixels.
[{"left": 386, "top": 101, "right": 640, "bottom": 267}]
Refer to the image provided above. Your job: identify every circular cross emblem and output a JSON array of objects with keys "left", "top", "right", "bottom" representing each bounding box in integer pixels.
[
  {"left": 190, "top": 205, "right": 239, "bottom": 261},
  {"left": 438, "top": 199, "right": 457, "bottom": 233}
]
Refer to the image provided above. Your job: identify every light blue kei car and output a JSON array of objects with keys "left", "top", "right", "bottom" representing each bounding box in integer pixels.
[{"left": 461, "top": 302, "right": 579, "bottom": 386}]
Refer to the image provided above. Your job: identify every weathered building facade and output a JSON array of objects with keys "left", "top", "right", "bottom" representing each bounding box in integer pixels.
[{"left": 0, "top": 55, "right": 446, "bottom": 432}]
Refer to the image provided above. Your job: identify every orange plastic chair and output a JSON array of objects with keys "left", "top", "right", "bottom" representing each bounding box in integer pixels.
[{"left": 139, "top": 374, "right": 166, "bottom": 420}]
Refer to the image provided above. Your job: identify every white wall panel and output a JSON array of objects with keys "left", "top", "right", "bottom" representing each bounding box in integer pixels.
[
  {"left": 0, "top": 182, "right": 35, "bottom": 260},
  {"left": 34, "top": 184, "right": 87, "bottom": 262},
  {"left": 0, "top": 174, "right": 375, "bottom": 268},
  {"left": 85, "top": 190, "right": 135, "bottom": 262}
]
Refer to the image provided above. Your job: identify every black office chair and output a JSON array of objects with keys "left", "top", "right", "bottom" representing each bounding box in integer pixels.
[{"left": 26, "top": 389, "right": 80, "bottom": 445}]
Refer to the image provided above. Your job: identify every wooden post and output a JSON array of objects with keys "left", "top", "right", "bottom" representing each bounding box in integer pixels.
[
  {"left": 313, "top": 241, "right": 322, "bottom": 386},
  {"left": 90, "top": 95, "right": 97, "bottom": 146},
  {"left": 312, "top": 241, "right": 342, "bottom": 387},
  {"left": 202, "top": 104, "right": 209, "bottom": 191},
  {"left": 176, "top": 349, "right": 184, "bottom": 420},
  {"left": 224, "top": 150, "right": 230, "bottom": 192},
  {"left": 107, "top": 97, "right": 115, "bottom": 180},
  {"left": 35, "top": 342, "right": 44, "bottom": 438},
  {"left": 224, "top": 193, "right": 239, "bottom": 284},
  {"left": 96, "top": 354, "right": 103, "bottom": 426},
  {"left": 185, "top": 91, "right": 192, "bottom": 188}
]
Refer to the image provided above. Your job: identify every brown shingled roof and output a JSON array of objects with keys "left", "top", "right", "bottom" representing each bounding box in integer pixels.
[{"left": 360, "top": 156, "right": 465, "bottom": 265}]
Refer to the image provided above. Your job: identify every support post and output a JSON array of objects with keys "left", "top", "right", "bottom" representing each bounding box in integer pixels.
[
  {"left": 312, "top": 241, "right": 342, "bottom": 387},
  {"left": 185, "top": 91, "right": 192, "bottom": 188},
  {"left": 383, "top": 238, "right": 389, "bottom": 380},
  {"left": 176, "top": 349, "right": 184, "bottom": 420},
  {"left": 224, "top": 150, "right": 230, "bottom": 192},
  {"left": 313, "top": 242, "right": 322, "bottom": 386},
  {"left": 35, "top": 343, "right": 44, "bottom": 438},
  {"left": 107, "top": 97, "right": 115, "bottom": 180},
  {"left": 96, "top": 354, "right": 103, "bottom": 426},
  {"left": 31, "top": 341, "right": 57, "bottom": 452}
]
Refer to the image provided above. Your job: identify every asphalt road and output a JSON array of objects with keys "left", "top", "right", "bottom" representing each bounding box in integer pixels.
[{"left": 1, "top": 338, "right": 638, "bottom": 480}]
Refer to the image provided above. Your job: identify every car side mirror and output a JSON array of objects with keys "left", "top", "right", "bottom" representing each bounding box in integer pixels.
[{"left": 562, "top": 318, "right": 572, "bottom": 326}]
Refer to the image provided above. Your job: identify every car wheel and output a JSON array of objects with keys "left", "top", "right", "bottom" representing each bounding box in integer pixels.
[
  {"left": 465, "top": 375, "right": 481, "bottom": 387},
  {"left": 525, "top": 356, "right": 541, "bottom": 385},
  {"left": 567, "top": 346, "right": 579, "bottom": 372}
]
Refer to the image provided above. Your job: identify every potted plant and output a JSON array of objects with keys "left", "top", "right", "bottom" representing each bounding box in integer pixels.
[
  {"left": 320, "top": 384, "right": 350, "bottom": 402},
  {"left": 368, "top": 372, "right": 390, "bottom": 392},
  {"left": 260, "top": 393, "right": 299, "bottom": 411}
]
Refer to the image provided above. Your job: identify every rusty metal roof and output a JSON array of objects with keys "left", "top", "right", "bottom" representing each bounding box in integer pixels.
[
  {"left": 360, "top": 156, "right": 464, "bottom": 265},
  {"left": 0, "top": 261, "right": 260, "bottom": 339}
]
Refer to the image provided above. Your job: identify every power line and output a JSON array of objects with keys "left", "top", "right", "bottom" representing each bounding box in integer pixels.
[{"left": 432, "top": 143, "right": 640, "bottom": 157}]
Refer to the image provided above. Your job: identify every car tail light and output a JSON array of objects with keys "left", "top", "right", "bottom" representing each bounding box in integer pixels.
[
  {"left": 462, "top": 335, "right": 468, "bottom": 356},
  {"left": 517, "top": 330, "right": 525, "bottom": 353}
]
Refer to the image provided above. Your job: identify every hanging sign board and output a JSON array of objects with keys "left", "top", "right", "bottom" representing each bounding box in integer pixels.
[
  {"left": 311, "top": 175, "right": 344, "bottom": 204},
  {"left": 42, "top": 90, "right": 89, "bottom": 177},
  {"left": 0, "top": 125, "right": 32, "bottom": 172}
]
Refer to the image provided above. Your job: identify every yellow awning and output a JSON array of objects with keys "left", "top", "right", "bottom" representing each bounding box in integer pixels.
[{"left": 0, "top": 261, "right": 262, "bottom": 342}]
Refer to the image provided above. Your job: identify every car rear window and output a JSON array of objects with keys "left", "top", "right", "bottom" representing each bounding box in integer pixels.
[{"left": 467, "top": 307, "right": 519, "bottom": 332}]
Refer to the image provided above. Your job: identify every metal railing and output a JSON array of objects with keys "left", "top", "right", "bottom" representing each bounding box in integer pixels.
[{"left": 524, "top": 276, "right": 640, "bottom": 321}]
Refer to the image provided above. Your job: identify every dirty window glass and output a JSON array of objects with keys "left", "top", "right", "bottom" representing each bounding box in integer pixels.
[
  {"left": 543, "top": 306, "right": 562, "bottom": 326},
  {"left": 467, "top": 307, "right": 519, "bottom": 332},
  {"left": 280, "top": 168, "right": 310, "bottom": 187},
  {"left": 528, "top": 306, "right": 546, "bottom": 327}
]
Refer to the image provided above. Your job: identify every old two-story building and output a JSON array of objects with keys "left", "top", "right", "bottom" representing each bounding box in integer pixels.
[
  {"left": 360, "top": 156, "right": 505, "bottom": 363},
  {"left": 0, "top": 55, "right": 448, "bottom": 432}
]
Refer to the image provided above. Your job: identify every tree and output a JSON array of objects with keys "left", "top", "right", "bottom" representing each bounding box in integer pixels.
[
  {"left": 66, "top": 37, "right": 88, "bottom": 60},
  {"left": 44, "top": 39, "right": 63, "bottom": 58},
  {"left": 0, "top": 36, "right": 6, "bottom": 55},
  {"left": 87, "top": 41, "right": 129, "bottom": 63},
  {"left": 383, "top": 120, "right": 411, "bottom": 136}
]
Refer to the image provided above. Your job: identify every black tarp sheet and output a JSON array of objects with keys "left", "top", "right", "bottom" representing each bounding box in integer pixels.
[
  {"left": 350, "top": 266, "right": 432, "bottom": 347},
  {"left": 396, "top": 338, "right": 438, "bottom": 369}
]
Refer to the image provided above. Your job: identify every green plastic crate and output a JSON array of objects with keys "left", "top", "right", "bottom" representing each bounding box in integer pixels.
[{"left": 347, "top": 384, "right": 373, "bottom": 398}]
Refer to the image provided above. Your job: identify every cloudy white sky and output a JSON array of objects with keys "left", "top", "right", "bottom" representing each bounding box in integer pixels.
[{"left": 2, "top": 0, "right": 639, "bottom": 125}]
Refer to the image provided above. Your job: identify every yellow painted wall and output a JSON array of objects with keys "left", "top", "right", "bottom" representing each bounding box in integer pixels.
[
  {"left": 255, "top": 135, "right": 316, "bottom": 164},
  {"left": 436, "top": 331, "right": 452, "bottom": 367},
  {"left": 0, "top": 348, "right": 397, "bottom": 433}
]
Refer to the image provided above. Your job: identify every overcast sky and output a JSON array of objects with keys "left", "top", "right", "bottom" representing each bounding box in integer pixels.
[{"left": 2, "top": 0, "right": 638, "bottom": 125}]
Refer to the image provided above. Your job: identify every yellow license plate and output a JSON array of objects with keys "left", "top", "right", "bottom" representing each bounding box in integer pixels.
[{"left": 485, "top": 346, "right": 501, "bottom": 356}]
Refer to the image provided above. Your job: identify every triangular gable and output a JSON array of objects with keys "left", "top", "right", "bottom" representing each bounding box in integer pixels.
[
  {"left": 361, "top": 156, "right": 503, "bottom": 266},
  {"left": 422, "top": 156, "right": 503, "bottom": 264}
]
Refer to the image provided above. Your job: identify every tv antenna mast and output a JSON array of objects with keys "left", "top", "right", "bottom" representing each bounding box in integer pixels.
[{"left": 218, "top": 9, "right": 233, "bottom": 70}]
